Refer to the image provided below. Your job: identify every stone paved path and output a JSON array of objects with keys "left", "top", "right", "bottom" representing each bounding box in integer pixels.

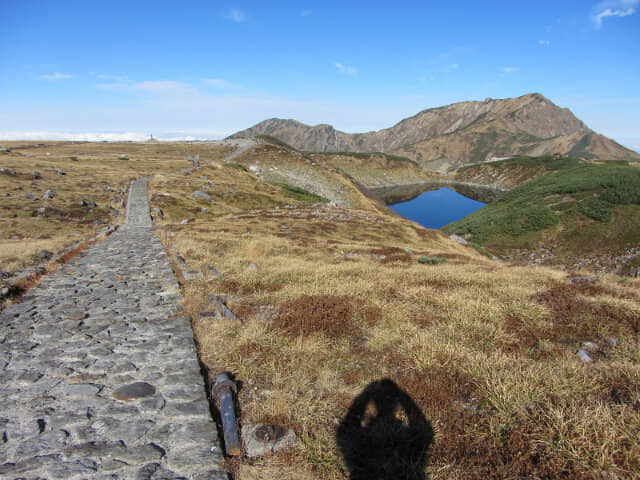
[{"left": 0, "top": 178, "right": 228, "bottom": 479}]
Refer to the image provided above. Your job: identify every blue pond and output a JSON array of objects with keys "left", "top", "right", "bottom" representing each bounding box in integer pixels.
[{"left": 389, "top": 187, "right": 485, "bottom": 229}]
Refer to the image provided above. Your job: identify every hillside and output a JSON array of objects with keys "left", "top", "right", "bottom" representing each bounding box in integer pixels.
[
  {"left": 230, "top": 93, "right": 640, "bottom": 171},
  {"left": 3, "top": 141, "right": 640, "bottom": 479},
  {"left": 443, "top": 160, "right": 640, "bottom": 272},
  {"left": 453, "top": 155, "right": 586, "bottom": 189}
]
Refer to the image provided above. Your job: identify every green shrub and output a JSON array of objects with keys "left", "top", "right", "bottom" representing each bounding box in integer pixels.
[
  {"left": 520, "top": 205, "right": 560, "bottom": 231},
  {"left": 578, "top": 197, "right": 614, "bottom": 222},
  {"left": 277, "top": 183, "right": 329, "bottom": 204},
  {"left": 227, "top": 162, "right": 248, "bottom": 172},
  {"left": 417, "top": 256, "right": 447, "bottom": 265}
]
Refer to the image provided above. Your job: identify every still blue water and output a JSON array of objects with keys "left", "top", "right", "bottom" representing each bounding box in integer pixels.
[{"left": 389, "top": 187, "right": 485, "bottom": 229}]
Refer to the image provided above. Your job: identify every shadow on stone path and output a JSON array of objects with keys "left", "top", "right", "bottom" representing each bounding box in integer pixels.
[{"left": 0, "top": 178, "right": 228, "bottom": 479}]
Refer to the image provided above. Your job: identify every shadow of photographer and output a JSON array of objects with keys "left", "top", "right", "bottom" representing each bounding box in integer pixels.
[{"left": 337, "top": 378, "right": 434, "bottom": 480}]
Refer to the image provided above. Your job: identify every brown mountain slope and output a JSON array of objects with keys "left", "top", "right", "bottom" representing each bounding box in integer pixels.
[{"left": 229, "top": 93, "right": 640, "bottom": 172}]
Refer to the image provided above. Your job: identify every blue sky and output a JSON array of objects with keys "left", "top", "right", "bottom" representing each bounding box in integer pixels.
[{"left": 0, "top": 0, "right": 638, "bottom": 151}]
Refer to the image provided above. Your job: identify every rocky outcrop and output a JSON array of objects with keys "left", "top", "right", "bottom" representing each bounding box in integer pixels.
[{"left": 230, "top": 93, "right": 640, "bottom": 171}]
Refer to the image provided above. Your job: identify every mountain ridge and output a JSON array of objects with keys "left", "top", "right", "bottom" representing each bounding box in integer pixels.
[{"left": 229, "top": 93, "right": 639, "bottom": 171}]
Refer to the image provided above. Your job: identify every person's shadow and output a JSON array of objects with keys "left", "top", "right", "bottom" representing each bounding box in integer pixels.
[{"left": 337, "top": 379, "right": 433, "bottom": 480}]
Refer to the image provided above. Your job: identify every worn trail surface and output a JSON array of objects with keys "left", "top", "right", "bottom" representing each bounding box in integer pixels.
[{"left": 0, "top": 178, "right": 227, "bottom": 479}]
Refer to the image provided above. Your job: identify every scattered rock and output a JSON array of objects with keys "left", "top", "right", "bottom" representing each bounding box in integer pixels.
[
  {"left": 247, "top": 263, "right": 259, "bottom": 271},
  {"left": 191, "top": 190, "right": 211, "bottom": 202},
  {"left": 118, "top": 154, "right": 129, "bottom": 160},
  {"left": 152, "top": 207, "right": 164, "bottom": 218},
  {"left": 403, "top": 247, "right": 413, "bottom": 255},
  {"left": 112, "top": 382, "right": 156, "bottom": 401},
  {"left": 449, "top": 234, "right": 468, "bottom": 245},
  {"left": 80, "top": 199, "right": 97, "bottom": 208},
  {"left": 576, "top": 350, "right": 593, "bottom": 363},
  {"left": 206, "top": 266, "right": 220, "bottom": 277},
  {"left": 24, "top": 193, "right": 36, "bottom": 200},
  {"left": 581, "top": 342, "right": 599, "bottom": 353},
  {"left": 208, "top": 295, "right": 239, "bottom": 320},
  {"left": 248, "top": 165, "right": 264, "bottom": 174},
  {"left": 200, "top": 207, "right": 210, "bottom": 213},
  {"left": 242, "top": 424, "right": 297, "bottom": 458},
  {"left": 0, "top": 167, "right": 16, "bottom": 175},
  {"left": 605, "top": 337, "right": 618, "bottom": 348},
  {"left": 42, "top": 189, "right": 56, "bottom": 200},
  {"left": 39, "top": 250, "right": 52, "bottom": 260},
  {"left": 30, "top": 171, "right": 41, "bottom": 179},
  {"left": 182, "top": 270, "right": 203, "bottom": 281},
  {"left": 569, "top": 276, "right": 598, "bottom": 284},
  {"left": 180, "top": 218, "right": 195, "bottom": 224}
]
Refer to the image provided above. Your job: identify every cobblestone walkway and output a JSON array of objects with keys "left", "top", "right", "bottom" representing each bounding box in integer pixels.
[{"left": 0, "top": 178, "right": 228, "bottom": 479}]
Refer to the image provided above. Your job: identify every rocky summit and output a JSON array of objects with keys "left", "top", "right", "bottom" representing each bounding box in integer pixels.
[{"left": 230, "top": 93, "right": 640, "bottom": 172}]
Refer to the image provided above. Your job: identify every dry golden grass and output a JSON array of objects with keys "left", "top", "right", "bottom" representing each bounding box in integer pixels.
[
  {"left": 0, "top": 141, "right": 235, "bottom": 277},
  {"left": 149, "top": 154, "right": 640, "bottom": 480}
]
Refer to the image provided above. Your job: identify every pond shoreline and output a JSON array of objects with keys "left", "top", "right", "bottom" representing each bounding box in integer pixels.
[{"left": 370, "top": 181, "right": 507, "bottom": 205}]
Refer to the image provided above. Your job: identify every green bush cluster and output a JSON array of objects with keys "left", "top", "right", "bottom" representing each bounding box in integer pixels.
[
  {"left": 227, "top": 162, "right": 248, "bottom": 172},
  {"left": 278, "top": 183, "right": 329, "bottom": 204},
  {"left": 578, "top": 197, "right": 614, "bottom": 222},
  {"left": 417, "top": 256, "right": 447, "bottom": 265},
  {"left": 445, "top": 163, "right": 640, "bottom": 241}
]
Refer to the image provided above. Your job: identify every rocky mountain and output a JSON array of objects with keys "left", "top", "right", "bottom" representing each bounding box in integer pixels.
[{"left": 229, "top": 93, "right": 640, "bottom": 172}]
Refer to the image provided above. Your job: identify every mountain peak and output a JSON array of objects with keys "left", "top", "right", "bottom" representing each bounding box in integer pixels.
[{"left": 229, "top": 94, "right": 639, "bottom": 169}]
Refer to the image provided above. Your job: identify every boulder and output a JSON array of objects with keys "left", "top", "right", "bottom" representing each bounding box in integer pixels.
[
  {"left": 42, "top": 189, "right": 56, "bottom": 200},
  {"left": 191, "top": 190, "right": 211, "bottom": 202},
  {"left": 449, "top": 234, "right": 468, "bottom": 245},
  {"left": 242, "top": 424, "right": 297, "bottom": 458},
  {"left": 576, "top": 349, "right": 593, "bottom": 363}
]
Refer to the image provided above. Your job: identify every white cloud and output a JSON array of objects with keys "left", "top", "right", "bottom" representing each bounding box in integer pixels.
[
  {"left": 590, "top": 0, "right": 638, "bottom": 28},
  {"left": 41, "top": 72, "right": 73, "bottom": 80},
  {"left": 95, "top": 79, "right": 196, "bottom": 95},
  {"left": 502, "top": 67, "right": 519, "bottom": 73},
  {"left": 301, "top": 9, "right": 312, "bottom": 16},
  {"left": 202, "top": 78, "right": 242, "bottom": 90},
  {"left": 334, "top": 62, "right": 358, "bottom": 76},
  {"left": 134, "top": 80, "right": 194, "bottom": 93},
  {"left": 226, "top": 8, "right": 246, "bottom": 22},
  {"left": 94, "top": 73, "right": 127, "bottom": 81},
  {"left": 0, "top": 130, "right": 229, "bottom": 141},
  {"left": 450, "top": 63, "right": 459, "bottom": 69},
  {"left": 538, "top": 39, "right": 551, "bottom": 45}
]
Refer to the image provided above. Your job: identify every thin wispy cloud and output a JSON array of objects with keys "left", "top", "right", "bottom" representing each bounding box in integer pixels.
[
  {"left": 301, "top": 9, "right": 312, "bottom": 16},
  {"left": 134, "top": 80, "right": 194, "bottom": 93},
  {"left": 202, "top": 78, "right": 243, "bottom": 90},
  {"left": 41, "top": 72, "right": 73, "bottom": 80},
  {"left": 502, "top": 67, "right": 519, "bottom": 73},
  {"left": 538, "top": 39, "right": 551, "bottom": 45},
  {"left": 226, "top": 8, "right": 246, "bottom": 22},
  {"left": 590, "top": 0, "right": 638, "bottom": 28},
  {"left": 334, "top": 62, "right": 358, "bottom": 76},
  {"left": 96, "top": 79, "right": 195, "bottom": 94},
  {"left": 94, "top": 73, "right": 127, "bottom": 81}
]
